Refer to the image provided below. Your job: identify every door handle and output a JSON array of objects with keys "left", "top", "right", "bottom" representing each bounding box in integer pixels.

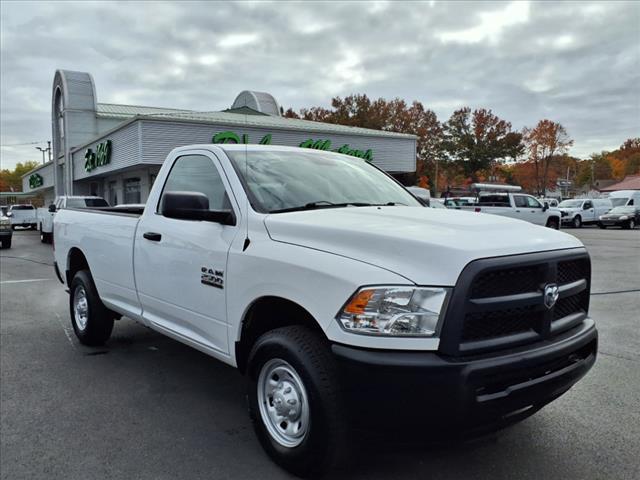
[{"left": 143, "top": 232, "right": 162, "bottom": 241}]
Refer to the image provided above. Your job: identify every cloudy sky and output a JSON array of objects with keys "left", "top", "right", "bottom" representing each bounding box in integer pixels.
[{"left": 1, "top": 0, "right": 638, "bottom": 169}]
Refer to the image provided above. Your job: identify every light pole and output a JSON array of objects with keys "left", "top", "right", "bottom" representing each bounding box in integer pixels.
[{"left": 35, "top": 142, "right": 51, "bottom": 165}]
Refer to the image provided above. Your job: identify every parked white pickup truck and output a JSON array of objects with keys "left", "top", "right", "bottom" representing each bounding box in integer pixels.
[
  {"left": 7, "top": 204, "right": 38, "bottom": 230},
  {"left": 39, "top": 196, "right": 109, "bottom": 244},
  {"left": 456, "top": 184, "right": 561, "bottom": 229},
  {"left": 53, "top": 145, "right": 597, "bottom": 476}
]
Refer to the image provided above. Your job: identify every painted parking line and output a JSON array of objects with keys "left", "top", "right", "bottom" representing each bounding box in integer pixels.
[{"left": 0, "top": 278, "right": 51, "bottom": 284}]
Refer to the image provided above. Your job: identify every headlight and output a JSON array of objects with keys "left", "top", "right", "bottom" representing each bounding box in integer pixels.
[
  {"left": 619, "top": 215, "right": 629, "bottom": 220},
  {"left": 337, "top": 286, "right": 450, "bottom": 337}
]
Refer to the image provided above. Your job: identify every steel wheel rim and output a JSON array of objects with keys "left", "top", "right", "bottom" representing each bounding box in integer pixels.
[
  {"left": 73, "top": 286, "right": 89, "bottom": 331},
  {"left": 257, "top": 358, "right": 310, "bottom": 448}
]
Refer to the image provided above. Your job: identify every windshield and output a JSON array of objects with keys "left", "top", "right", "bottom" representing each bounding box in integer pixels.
[
  {"left": 608, "top": 206, "right": 635, "bottom": 214},
  {"left": 226, "top": 150, "right": 420, "bottom": 213},
  {"left": 67, "top": 198, "right": 109, "bottom": 208},
  {"left": 610, "top": 197, "right": 629, "bottom": 207},
  {"left": 559, "top": 200, "right": 583, "bottom": 208}
]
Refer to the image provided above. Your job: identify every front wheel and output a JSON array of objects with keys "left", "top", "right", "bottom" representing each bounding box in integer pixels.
[
  {"left": 624, "top": 219, "right": 636, "bottom": 230},
  {"left": 1, "top": 238, "right": 11, "bottom": 249},
  {"left": 69, "top": 270, "right": 114, "bottom": 346},
  {"left": 546, "top": 217, "right": 560, "bottom": 230},
  {"left": 573, "top": 216, "right": 582, "bottom": 228},
  {"left": 247, "top": 326, "right": 347, "bottom": 477},
  {"left": 40, "top": 231, "right": 52, "bottom": 244}
]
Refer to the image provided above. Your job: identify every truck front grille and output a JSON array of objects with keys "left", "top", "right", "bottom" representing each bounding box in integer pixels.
[{"left": 439, "top": 250, "right": 591, "bottom": 356}]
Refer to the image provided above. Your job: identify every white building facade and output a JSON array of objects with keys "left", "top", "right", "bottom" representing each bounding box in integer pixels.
[{"left": 23, "top": 70, "right": 417, "bottom": 206}]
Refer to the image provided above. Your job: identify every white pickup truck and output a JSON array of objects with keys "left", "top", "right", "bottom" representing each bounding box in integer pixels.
[
  {"left": 39, "top": 196, "right": 110, "bottom": 244},
  {"left": 53, "top": 145, "right": 597, "bottom": 476},
  {"left": 455, "top": 184, "right": 562, "bottom": 229}
]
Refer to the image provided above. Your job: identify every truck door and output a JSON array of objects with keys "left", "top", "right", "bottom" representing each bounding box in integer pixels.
[
  {"left": 133, "top": 153, "right": 239, "bottom": 355},
  {"left": 523, "top": 196, "right": 547, "bottom": 225},
  {"left": 582, "top": 200, "right": 595, "bottom": 222}
]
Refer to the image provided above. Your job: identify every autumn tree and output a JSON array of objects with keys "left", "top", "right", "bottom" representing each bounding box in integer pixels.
[
  {"left": 523, "top": 120, "right": 573, "bottom": 196},
  {"left": 442, "top": 108, "right": 516, "bottom": 181},
  {"left": 0, "top": 161, "right": 40, "bottom": 192},
  {"left": 286, "top": 94, "right": 444, "bottom": 189}
]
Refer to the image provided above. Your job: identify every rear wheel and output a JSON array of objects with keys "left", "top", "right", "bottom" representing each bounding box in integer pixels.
[
  {"left": 1, "top": 238, "right": 11, "bottom": 249},
  {"left": 40, "top": 231, "right": 52, "bottom": 243},
  {"left": 624, "top": 219, "right": 635, "bottom": 230},
  {"left": 572, "top": 216, "right": 582, "bottom": 228},
  {"left": 247, "top": 326, "right": 347, "bottom": 477},
  {"left": 69, "top": 270, "right": 114, "bottom": 346}
]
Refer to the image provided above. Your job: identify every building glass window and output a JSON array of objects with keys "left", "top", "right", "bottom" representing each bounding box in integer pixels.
[{"left": 124, "top": 177, "right": 141, "bottom": 204}]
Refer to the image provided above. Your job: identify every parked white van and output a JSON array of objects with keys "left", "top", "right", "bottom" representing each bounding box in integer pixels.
[
  {"left": 608, "top": 190, "right": 640, "bottom": 208},
  {"left": 558, "top": 198, "right": 612, "bottom": 228}
]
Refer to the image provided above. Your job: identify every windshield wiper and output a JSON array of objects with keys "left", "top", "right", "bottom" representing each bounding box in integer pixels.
[{"left": 269, "top": 201, "right": 375, "bottom": 214}]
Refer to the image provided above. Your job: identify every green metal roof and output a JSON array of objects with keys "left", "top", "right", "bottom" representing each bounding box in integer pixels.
[{"left": 96, "top": 103, "right": 416, "bottom": 139}]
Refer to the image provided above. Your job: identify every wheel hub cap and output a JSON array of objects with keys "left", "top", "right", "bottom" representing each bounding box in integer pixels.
[
  {"left": 73, "top": 286, "right": 89, "bottom": 331},
  {"left": 257, "top": 359, "right": 309, "bottom": 448}
]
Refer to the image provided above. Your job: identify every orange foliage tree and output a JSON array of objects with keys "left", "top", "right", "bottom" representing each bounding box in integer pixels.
[{"left": 523, "top": 120, "right": 573, "bottom": 196}]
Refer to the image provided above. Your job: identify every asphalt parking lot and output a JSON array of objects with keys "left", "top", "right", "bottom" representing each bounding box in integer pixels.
[{"left": 1, "top": 227, "right": 639, "bottom": 480}]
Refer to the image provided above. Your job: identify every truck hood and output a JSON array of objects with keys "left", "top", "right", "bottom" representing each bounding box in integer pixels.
[{"left": 264, "top": 206, "right": 584, "bottom": 286}]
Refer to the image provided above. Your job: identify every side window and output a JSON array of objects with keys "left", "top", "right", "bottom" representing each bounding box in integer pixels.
[
  {"left": 629, "top": 199, "right": 634, "bottom": 206},
  {"left": 526, "top": 196, "right": 542, "bottom": 208},
  {"left": 584, "top": 201, "right": 593, "bottom": 209},
  {"left": 514, "top": 196, "right": 528, "bottom": 208},
  {"left": 160, "top": 155, "right": 230, "bottom": 212}
]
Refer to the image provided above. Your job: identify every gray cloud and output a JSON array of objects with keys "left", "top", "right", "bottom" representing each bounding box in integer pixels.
[{"left": 1, "top": 0, "right": 639, "bottom": 169}]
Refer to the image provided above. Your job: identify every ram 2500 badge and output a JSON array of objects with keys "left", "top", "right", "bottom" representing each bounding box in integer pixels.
[{"left": 53, "top": 145, "right": 597, "bottom": 477}]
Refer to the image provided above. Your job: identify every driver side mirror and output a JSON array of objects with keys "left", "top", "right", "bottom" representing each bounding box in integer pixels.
[
  {"left": 161, "top": 191, "right": 235, "bottom": 226},
  {"left": 543, "top": 202, "right": 549, "bottom": 211},
  {"left": 48, "top": 204, "right": 57, "bottom": 213}
]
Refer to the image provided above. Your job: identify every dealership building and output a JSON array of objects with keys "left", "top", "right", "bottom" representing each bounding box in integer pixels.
[{"left": 22, "top": 70, "right": 417, "bottom": 206}]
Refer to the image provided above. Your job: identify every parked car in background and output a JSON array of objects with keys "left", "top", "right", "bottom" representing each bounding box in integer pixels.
[
  {"left": 598, "top": 206, "right": 640, "bottom": 229},
  {"left": 443, "top": 196, "right": 475, "bottom": 208},
  {"left": 39, "top": 196, "right": 109, "bottom": 243},
  {"left": 540, "top": 198, "right": 559, "bottom": 208},
  {"left": 608, "top": 190, "right": 640, "bottom": 207},
  {"left": 0, "top": 213, "right": 12, "bottom": 248},
  {"left": 558, "top": 198, "right": 612, "bottom": 228},
  {"left": 8, "top": 204, "right": 37, "bottom": 230},
  {"left": 0, "top": 206, "right": 8, "bottom": 217},
  {"left": 458, "top": 184, "right": 561, "bottom": 229},
  {"left": 406, "top": 186, "right": 431, "bottom": 206}
]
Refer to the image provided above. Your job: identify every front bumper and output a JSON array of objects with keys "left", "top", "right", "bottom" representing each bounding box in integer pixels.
[{"left": 333, "top": 318, "right": 597, "bottom": 434}]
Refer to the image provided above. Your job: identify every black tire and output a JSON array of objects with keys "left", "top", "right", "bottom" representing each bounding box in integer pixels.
[
  {"left": 30, "top": 223, "right": 37, "bottom": 230},
  {"left": 629, "top": 219, "right": 636, "bottom": 230},
  {"left": 69, "top": 270, "right": 114, "bottom": 346},
  {"left": 40, "top": 231, "right": 52, "bottom": 244},
  {"left": 546, "top": 217, "right": 560, "bottom": 230},
  {"left": 247, "top": 326, "right": 348, "bottom": 477},
  {"left": 572, "top": 215, "right": 582, "bottom": 228},
  {"left": 1, "top": 238, "right": 10, "bottom": 249},
  {"left": 598, "top": 223, "right": 606, "bottom": 229}
]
